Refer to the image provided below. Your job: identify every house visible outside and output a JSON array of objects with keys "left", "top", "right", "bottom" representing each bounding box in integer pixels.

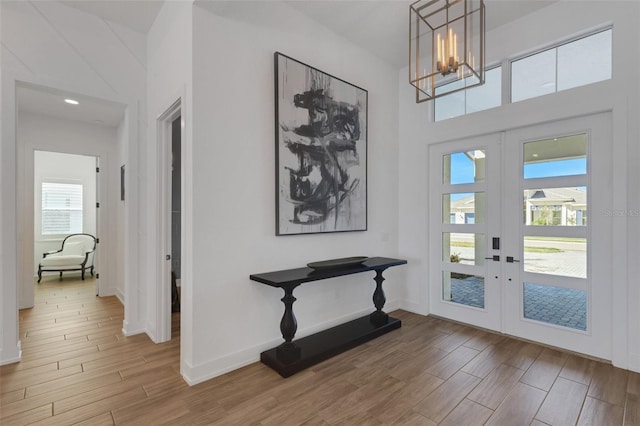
[{"left": 449, "top": 187, "right": 587, "bottom": 227}]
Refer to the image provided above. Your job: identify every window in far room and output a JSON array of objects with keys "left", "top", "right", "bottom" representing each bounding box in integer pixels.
[{"left": 41, "top": 181, "right": 83, "bottom": 235}]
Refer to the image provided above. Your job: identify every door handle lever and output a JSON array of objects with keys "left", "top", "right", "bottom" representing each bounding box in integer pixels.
[
  {"left": 506, "top": 256, "right": 520, "bottom": 263},
  {"left": 484, "top": 255, "right": 500, "bottom": 261}
]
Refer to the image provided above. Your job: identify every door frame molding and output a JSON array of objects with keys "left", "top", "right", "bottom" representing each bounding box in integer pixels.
[
  {"left": 428, "top": 113, "right": 614, "bottom": 360},
  {"left": 428, "top": 133, "right": 503, "bottom": 332},
  {"left": 155, "top": 98, "right": 182, "bottom": 343}
]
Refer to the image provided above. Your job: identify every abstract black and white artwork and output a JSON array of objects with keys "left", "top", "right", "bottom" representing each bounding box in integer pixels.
[{"left": 275, "top": 52, "right": 367, "bottom": 236}]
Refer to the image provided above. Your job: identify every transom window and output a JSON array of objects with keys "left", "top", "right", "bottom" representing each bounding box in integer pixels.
[
  {"left": 511, "top": 28, "right": 612, "bottom": 102},
  {"left": 434, "top": 27, "right": 612, "bottom": 121},
  {"left": 435, "top": 66, "right": 502, "bottom": 122}
]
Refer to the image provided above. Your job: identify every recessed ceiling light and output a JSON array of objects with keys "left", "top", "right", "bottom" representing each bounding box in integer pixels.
[
  {"left": 532, "top": 153, "right": 539, "bottom": 158},
  {"left": 64, "top": 99, "right": 79, "bottom": 105},
  {"left": 94, "top": 120, "right": 103, "bottom": 124}
]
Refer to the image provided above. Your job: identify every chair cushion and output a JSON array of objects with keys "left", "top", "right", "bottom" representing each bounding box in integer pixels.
[
  {"left": 62, "top": 241, "right": 85, "bottom": 256},
  {"left": 40, "top": 255, "right": 86, "bottom": 267}
]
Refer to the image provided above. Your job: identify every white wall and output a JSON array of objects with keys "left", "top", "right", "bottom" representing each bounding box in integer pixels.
[
  {"left": 398, "top": 0, "right": 640, "bottom": 370},
  {"left": 183, "top": 2, "right": 401, "bottom": 384},
  {"left": 33, "top": 150, "right": 97, "bottom": 275},
  {"left": 115, "top": 118, "right": 126, "bottom": 303},
  {"left": 18, "top": 112, "right": 117, "bottom": 300},
  {"left": 0, "top": 0, "right": 146, "bottom": 365},
  {"left": 146, "top": 0, "right": 193, "bottom": 355}
]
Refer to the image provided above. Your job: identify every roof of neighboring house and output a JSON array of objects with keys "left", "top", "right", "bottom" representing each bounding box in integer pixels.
[
  {"left": 525, "top": 187, "right": 586, "bottom": 205},
  {"left": 450, "top": 194, "right": 476, "bottom": 211},
  {"left": 449, "top": 187, "right": 587, "bottom": 212}
]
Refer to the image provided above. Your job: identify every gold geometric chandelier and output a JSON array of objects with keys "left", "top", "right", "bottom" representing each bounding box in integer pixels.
[{"left": 409, "top": 0, "right": 485, "bottom": 102}]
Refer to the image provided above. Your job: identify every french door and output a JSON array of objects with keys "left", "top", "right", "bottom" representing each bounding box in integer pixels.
[{"left": 429, "top": 113, "right": 612, "bottom": 359}]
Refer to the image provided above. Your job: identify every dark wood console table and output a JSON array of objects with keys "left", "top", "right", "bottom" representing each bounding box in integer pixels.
[{"left": 250, "top": 257, "right": 407, "bottom": 377}]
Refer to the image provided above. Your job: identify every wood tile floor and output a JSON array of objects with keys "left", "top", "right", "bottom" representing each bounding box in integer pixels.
[{"left": 1, "top": 277, "right": 638, "bottom": 425}]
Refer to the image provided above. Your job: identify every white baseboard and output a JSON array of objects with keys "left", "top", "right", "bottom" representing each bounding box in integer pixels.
[
  {"left": 115, "top": 288, "right": 125, "bottom": 305},
  {"left": 0, "top": 341, "right": 22, "bottom": 366},
  {"left": 182, "top": 301, "right": 402, "bottom": 386},
  {"left": 122, "top": 319, "right": 146, "bottom": 337},
  {"left": 398, "top": 299, "right": 428, "bottom": 316},
  {"left": 628, "top": 352, "right": 640, "bottom": 373}
]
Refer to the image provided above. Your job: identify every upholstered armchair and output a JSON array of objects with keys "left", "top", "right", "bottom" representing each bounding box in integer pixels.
[{"left": 38, "top": 233, "right": 96, "bottom": 283}]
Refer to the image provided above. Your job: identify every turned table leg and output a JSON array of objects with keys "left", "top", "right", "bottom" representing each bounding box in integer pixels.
[
  {"left": 370, "top": 269, "right": 389, "bottom": 325},
  {"left": 280, "top": 285, "right": 298, "bottom": 346}
]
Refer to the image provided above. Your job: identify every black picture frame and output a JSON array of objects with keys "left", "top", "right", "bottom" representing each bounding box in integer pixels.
[
  {"left": 274, "top": 52, "right": 368, "bottom": 236},
  {"left": 120, "top": 165, "right": 125, "bottom": 201}
]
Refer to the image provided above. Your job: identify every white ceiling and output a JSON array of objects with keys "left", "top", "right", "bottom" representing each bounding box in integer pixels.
[
  {"left": 18, "top": 1, "right": 558, "bottom": 126},
  {"left": 18, "top": 84, "right": 126, "bottom": 127},
  {"left": 59, "top": 0, "right": 164, "bottom": 34},
  {"left": 286, "top": 0, "right": 557, "bottom": 68},
  {"left": 60, "top": 0, "right": 557, "bottom": 69}
]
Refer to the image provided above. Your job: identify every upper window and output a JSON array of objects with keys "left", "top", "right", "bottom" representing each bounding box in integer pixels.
[
  {"left": 511, "top": 29, "right": 612, "bottom": 103},
  {"left": 42, "top": 182, "right": 83, "bottom": 235},
  {"left": 435, "top": 66, "right": 502, "bottom": 122}
]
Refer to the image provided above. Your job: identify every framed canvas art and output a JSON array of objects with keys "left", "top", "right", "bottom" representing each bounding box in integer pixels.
[{"left": 274, "top": 52, "right": 368, "bottom": 236}]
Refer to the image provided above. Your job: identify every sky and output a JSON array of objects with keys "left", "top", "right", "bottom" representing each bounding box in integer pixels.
[
  {"left": 448, "top": 152, "right": 587, "bottom": 200},
  {"left": 449, "top": 152, "right": 586, "bottom": 183}
]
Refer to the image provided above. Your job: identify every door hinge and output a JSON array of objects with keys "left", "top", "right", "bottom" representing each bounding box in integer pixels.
[
  {"left": 96, "top": 238, "right": 100, "bottom": 244},
  {"left": 166, "top": 254, "right": 171, "bottom": 260},
  {"left": 96, "top": 167, "right": 100, "bottom": 173},
  {"left": 96, "top": 202, "right": 100, "bottom": 208},
  {"left": 96, "top": 273, "right": 100, "bottom": 279}
]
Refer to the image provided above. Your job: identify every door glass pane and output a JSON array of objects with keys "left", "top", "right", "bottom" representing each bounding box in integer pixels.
[
  {"left": 524, "top": 134, "right": 587, "bottom": 179},
  {"left": 443, "top": 150, "right": 486, "bottom": 184},
  {"left": 443, "top": 192, "right": 485, "bottom": 224},
  {"left": 523, "top": 236, "right": 586, "bottom": 278},
  {"left": 443, "top": 233, "right": 485, "bottom": 265},
  {"left": 524, "top": 187, "right": 587, "bottom": 226},
  {"left": 511, "top": 49, "right": 556, "bottom": 102},
  {"left": 523, "top": 282, "right": 586, "bottom": 331},
  {"left": 558, "top": 29, "right": 612, "bottom": 91},
  {"left": 443, "top": 271, "right": 485, "bottom": 309}
]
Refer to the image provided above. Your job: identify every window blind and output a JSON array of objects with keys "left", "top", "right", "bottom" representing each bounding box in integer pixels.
[{"left": 42, "top": 182, "right": 83, "bottom": 235}]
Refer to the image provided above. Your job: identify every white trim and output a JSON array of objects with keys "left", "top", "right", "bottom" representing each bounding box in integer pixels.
[
  {"left": 155, "top": 98, "right": 182, "bottom": 344},
  {"left": 122, "top": 321, "right": 145, "bottom": 337},
  {"left": 178, "top": 86, "right": 193, "bottom": 379},
  {"left": 115, "top": 288, "right": 125, "bottom": 305},
  {"left": 0, "top": 342, "right": 22, "bottom": 366},
  {"left": 628, "top": 352, "right": 640, "bottom": 373},
  {"left": 399, "top": 299, "right": 425, "bottom": 315},
  {"left": 181, "top": 301, "right": 401, "bottom": 385},
  {"left": 122, "top": 102, "right": 144, "bottom": 335}
]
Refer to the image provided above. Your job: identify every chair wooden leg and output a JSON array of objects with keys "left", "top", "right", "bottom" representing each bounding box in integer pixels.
[
  {"left": 38, "top": 267, "right": 42, "bottom": 283},
  {"left": 81, "top": 269, "right": 85, "bottom": 280},
  {"left": 59, "top": 271, "right": 63, "bottom": 280},
  {"left": 90, "top": 266, "right": 94, "bottom": 277}
]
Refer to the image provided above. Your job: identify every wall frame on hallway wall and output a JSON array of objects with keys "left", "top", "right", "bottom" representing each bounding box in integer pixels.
[
  {"left": 120, "top": 165, "right": 125, "bottom": 201},
  {"left": 274, "top": 52, "right": 368, "bottom": 236}
]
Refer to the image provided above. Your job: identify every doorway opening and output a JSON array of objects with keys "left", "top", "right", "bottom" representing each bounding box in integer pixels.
[
  {"left": 428, "top": 113, "right": 612, "bottom": 360},
  {"left": 15, "top": 82, "right": 127, "bottom": 316},
  {"left": 171, "top": 116, "right": 182, "bottom": 316},
  {"left": 156, "top": 99, "right": 182, "bottom": 343},
  {"left": 33, "top": 150, "right": 99, "bottom": 295}
]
